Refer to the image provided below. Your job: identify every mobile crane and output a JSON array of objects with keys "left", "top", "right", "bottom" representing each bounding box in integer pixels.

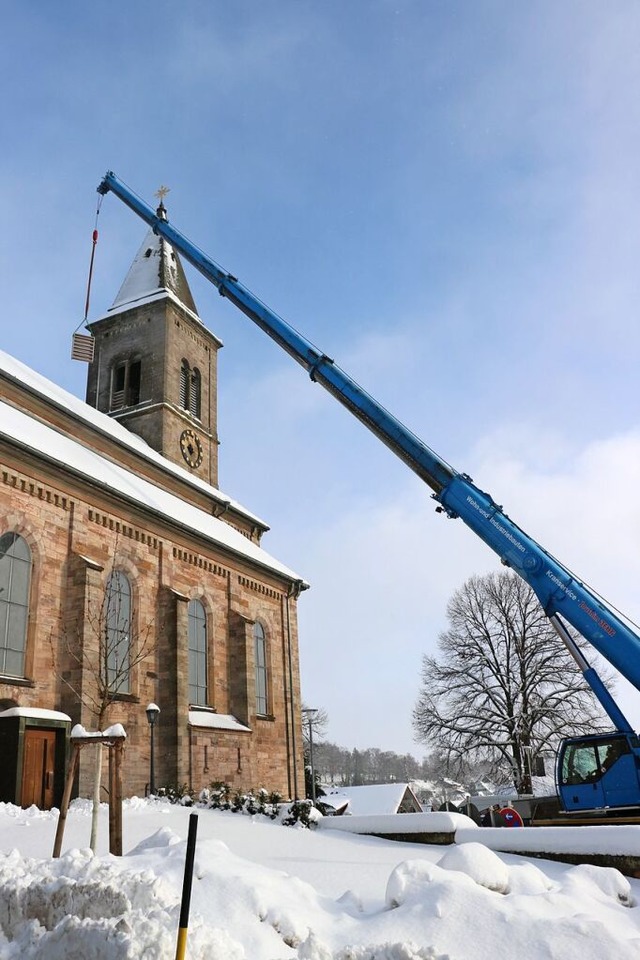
[{"left": 97, "top": 171, "right": 640, "bottom": 818}]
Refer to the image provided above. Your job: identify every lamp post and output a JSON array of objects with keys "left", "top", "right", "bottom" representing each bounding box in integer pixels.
[
  {"left": 301, "top": 707, "right": 318, "bottom": 803},
  {"left": 146, "top": 703, "right": 160, "bottom": 795}
]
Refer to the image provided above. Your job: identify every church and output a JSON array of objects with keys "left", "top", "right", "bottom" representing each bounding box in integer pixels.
[{"left": 0, "top": 197, "right": 307, "bottom": 808}]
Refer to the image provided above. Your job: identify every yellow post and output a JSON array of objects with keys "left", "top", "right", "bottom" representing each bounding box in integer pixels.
[{"left": 175, "top": 813, "right": 198, "bottom": 960}]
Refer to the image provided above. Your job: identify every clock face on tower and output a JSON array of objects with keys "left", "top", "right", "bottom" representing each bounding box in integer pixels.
[{"left": 179, "top": 429, "right": 203, "bottom": 468}]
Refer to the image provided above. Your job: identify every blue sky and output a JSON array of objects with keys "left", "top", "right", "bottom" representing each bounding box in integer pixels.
[{"left": 3, "top": 1, "right": 640, "bottom": 756}]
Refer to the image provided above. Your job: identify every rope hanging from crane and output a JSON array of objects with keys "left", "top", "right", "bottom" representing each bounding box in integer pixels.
[{"left": 71, "top": 197, "right": 103, "bottom": 362}]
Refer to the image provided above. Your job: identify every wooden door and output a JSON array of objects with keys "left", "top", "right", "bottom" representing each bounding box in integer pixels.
[{"left": 21, "top": 729, "right": 56, "bottom": 809}]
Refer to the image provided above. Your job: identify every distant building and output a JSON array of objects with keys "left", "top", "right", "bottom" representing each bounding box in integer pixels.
[
  {"left": 0, "top": 202, "right": 307, "bottom": 808},
  {"left": 322, "top": 783, "right": 423, "bottom": 815}
]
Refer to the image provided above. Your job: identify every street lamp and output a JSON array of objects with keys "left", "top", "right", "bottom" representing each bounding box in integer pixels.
[
  {"left": 146, "top": 703, "right": 160, "bottom": 795},
  {"left": 301, "top": 707, "right": 318, "bottom": 803}
]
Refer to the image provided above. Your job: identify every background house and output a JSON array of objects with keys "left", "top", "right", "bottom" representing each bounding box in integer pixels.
[{"left": 321, "top": 783, "right": 423, "bottom": 815}]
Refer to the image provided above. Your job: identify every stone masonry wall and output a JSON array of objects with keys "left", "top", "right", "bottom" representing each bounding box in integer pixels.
[
  {"left": 0, "top": 447, "right": 304, "bottom": 806},
  {"left": 86, "top": 301, "right": 221, "bottom": 487}
]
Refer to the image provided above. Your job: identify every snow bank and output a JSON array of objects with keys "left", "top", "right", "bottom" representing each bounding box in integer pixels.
[
  {"left": 0, "top": 800, "right": 638, "bottom": 958},
  {"left": 317, "top": 811, "right": 468, "bottom": 835},
  {"left": 0, "top": 842, "right": 243, "bottom": 959}
]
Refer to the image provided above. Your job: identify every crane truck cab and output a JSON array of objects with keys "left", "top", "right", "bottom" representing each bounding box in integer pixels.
[{"left": 557, "top": 732, "right": 640, "bottom": 814}]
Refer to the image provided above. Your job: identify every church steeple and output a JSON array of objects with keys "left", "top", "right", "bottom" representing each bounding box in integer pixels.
[
  {"left": 109, "top": 201, "right": 199, "bottom": 317},
  {"left": 85, "top": 194, "right": 222, "bottom": 486}
]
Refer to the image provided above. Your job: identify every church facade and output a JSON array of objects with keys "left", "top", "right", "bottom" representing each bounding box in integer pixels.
[{"left": 0, "top": 202, "right": 307, "bottom": 807}]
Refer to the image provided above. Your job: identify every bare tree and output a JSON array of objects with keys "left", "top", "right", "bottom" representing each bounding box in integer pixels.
[
  {"left": 56, "top": 563, "right": 154, "bottom": 849},
  {"left": 412, "top": 571, "right": 611, "bottom": 793},
  {"left": 313, "top": 740, "right": 346, "bottom": 786},
  {"left": 310, "top": 741, "right": 424, "bottom": 787}
]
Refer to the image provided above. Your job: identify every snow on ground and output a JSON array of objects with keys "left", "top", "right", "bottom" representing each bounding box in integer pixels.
[{"left": 0, "top": 798, "right": 638, "bottom": 959}]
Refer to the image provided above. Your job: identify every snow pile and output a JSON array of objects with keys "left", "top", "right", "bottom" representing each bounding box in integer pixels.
[
  {"left": 437, "top": 841, "right": 511, "bottom": 891},
  {"left": 383, "top": 843, "right": 638, "bottom": 960},
  {"left": 0, "top": 800, "right": 637, "bottom": 958},
  {"left": 0, "top": 832, "right": 242, "bottom": 959}
]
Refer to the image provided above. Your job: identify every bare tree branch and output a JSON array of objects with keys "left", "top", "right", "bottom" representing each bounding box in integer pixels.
[
  {"left": 56, "top": 569, "right": 154, "bottom": 729},
  {"left": 300, "top": 703, "right": 329, "bottom": 746}
]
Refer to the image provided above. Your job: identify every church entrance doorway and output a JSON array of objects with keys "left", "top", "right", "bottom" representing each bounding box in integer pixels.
[{"left": 21, "top": 728, "right": 56, "bottom": 809}]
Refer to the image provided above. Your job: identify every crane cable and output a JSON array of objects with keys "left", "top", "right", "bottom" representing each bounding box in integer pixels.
[{"left": 74, "top": 196, "right": 103, "bottom": 333}]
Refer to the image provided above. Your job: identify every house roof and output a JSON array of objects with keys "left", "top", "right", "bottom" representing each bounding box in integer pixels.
[
  {"left": 0, "top": 397, "right": 305, "bottom": 585},
  {"left": 323, "top": 783, "right": 422, "bottom": 816},
  {"left": 0, "top": 349, "right": 266, "bottom": 530}
]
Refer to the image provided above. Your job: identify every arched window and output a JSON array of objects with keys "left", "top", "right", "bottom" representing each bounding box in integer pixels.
[
  {"left": 104, "top": 571, "right": 131, "bottom": 694},
  {"left": 190, "top": 368, "right": 201, "bottom": 419},
  {"left": 254, "top": 621, "right": 268, "bottom": 715},
  {"left": 0, "top": 533, "right": 31, "bottom": 678},
  {"left": 188, "top": 599, "right": 208, "bottom": 705},
  {"left": 179, "top": 359, "right": 190, "bottom": 410}
]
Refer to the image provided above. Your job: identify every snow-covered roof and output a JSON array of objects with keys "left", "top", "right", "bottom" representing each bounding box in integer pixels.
[
  {"left": 324, "top": 783, "right": 421, "bottom": 816},
  {"left": 0, "top": 349, "right": 266, "bottom": 529},
  {"left": 188, "top": 711, "right": 251, "bottom": 732},
  {"left": 109, "top": 209, "right": 199, "bottom": 317},
  {"left": 71, "top": 723, "right": 126, "bottom": 739},
  {"left": 0, "top": 399, "right": 306, "bottom": 584},
  {"left": 0, "top": 708, "right": 71, "bottom": 722}
]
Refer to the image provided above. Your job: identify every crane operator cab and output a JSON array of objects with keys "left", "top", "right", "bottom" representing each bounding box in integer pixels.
[{"left": 557, "top": 732, "right": 640, "bottom": 814}]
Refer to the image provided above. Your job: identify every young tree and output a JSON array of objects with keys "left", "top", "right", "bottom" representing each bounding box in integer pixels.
[
  {"left": 57, "top": 563, "right": 154, "bottom": 849},
  {"left": 412, "top": 571, "right": 611, "bottom": 793}
]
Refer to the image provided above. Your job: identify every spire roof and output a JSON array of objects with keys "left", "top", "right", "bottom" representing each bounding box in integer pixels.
[{"left": 109, "top": 203, "right": 199, "bottom": 317}]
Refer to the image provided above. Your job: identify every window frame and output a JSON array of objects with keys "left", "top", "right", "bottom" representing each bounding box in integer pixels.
[
  {"left": 103, "top": 570, "right": 132, "bottom": 695},
  {"left": 110, "top": 359, "right": 142, "bottom": 410},
  {"left": 0, "top": 533, "right": 32, "bottom": 679},
  {"left": 190, "top": 367, "right": 201, "bottom": 419},
  {"left": 180, "top": 358, "right": 190, "bottom": 410},
  {"left": 254, "top": 621, "right": 268, "bottom": 716},
  {"left": 188, "top": 598, "right": 208, "bottom": 706},
  {"left": 179, "top": 359, "right": 202, "bottom": 421}
]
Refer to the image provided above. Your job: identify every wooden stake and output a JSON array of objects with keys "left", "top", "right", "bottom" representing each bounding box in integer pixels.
[
  {"left": 53, "top": 734, "right": 126, "bottom": 858},
  {"left": 52, "top": 743, "right": 80, "bottom": 857},
  {"left": 109, "top": 739, "right": 124, "bottom": 855}
]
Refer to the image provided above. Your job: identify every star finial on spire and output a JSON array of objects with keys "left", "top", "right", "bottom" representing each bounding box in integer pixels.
[{"left": 155, "top": 185, "right": 170, "bottom": 203}]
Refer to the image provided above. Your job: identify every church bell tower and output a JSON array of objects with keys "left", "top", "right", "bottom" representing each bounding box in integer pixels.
[{"left": 85, "top": 194, "right": 222, "bottom": 486}]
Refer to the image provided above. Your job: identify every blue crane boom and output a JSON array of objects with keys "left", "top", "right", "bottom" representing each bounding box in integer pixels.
[{"left": 98, "top": 171, "right": 640, "bottom": 812}]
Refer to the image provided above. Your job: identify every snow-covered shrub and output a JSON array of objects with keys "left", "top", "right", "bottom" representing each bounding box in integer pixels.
[
  {"left": 281, "top": 798, "right": 313, "bottom": 827},
  {"left": 156, "top": 783, "right": 194, "bottom": 805},
  {"left": 200, "top": 783, "right": 283, "bottom": 819},
  {"left": 159, "top": 780, "right": 311, "bottom": 826},
  {"left": 205, "top": 782, "right": 232, "bottom": 810},
  {"left": 261, "top": 789, "right": 282, "bottom": 819}
]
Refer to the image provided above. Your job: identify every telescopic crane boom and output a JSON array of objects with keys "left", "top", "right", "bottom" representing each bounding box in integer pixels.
[{"left": 97, "top": 171, "right": 640, "bottom": 813}]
